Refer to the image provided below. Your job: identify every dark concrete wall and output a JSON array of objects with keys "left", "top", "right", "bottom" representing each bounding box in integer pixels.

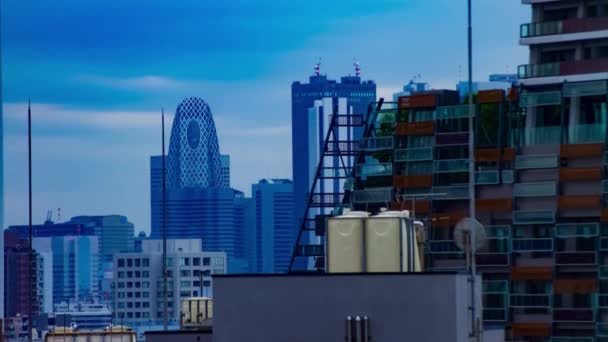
[{"left": 213, "top": 273, "right": 472, "bottom": 342}]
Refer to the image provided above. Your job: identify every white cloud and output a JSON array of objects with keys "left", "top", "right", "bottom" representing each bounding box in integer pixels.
[
  {"left": 73, "top": 74, "right": 198, "bottom": 92},
  {"left": 3, "top": 102, "right": 172, "bottom": 129}
]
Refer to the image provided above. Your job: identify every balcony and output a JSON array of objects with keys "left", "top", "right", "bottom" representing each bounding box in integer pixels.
[
  {"left": 475, "top": 171, "right": 499, "bottom": 185},
  {"left": 519, "top": 90, "right": 562, "bottom": 107},
  {"left": 513, "top": 182, "right": 557, "bottom": 197},
  {"left": 515, "top": 154, "right": 559, "bottom": 170},
  {"left": 433, "top": 185, "right": 470, "bottom": 200},
  {"left": 434, "top": 159, "right": 469, "bottom": 173},
  {"left": 558, "top": 195, "right": 601, "bottom": 209},
  {"left": 502, "top": 170, "right": 515, "bottom": 184},
  {"left": 395, "top": 121, "right": 434, "bottom": 136},
  {"left": 518, "top": 126, "right": 562, "bottom": 145},
  {"left": 519, "top": 59, "right": 608, "bottom": 79},
  {"left": 553, "top": 309, "right": 595, "bottom": 322},
  {"left": 561, "top": 143, "right": 604, "bottom": 158},
  {"left": 435, "top": 132, "right": 469, "bottom": 146},
  {"left": 555, "top": 223, "right": 599, "bottom": 237},
  {"left": 394, "top": 147, "right": 433, "bottom": 162},
  {"left": 601, "top": 237, "right": 608, "bottom": 251},
  {"left": 513, "top": 210, "right": 556, "bottom": 224},
  {"left": 352, "top": 188, "right": 393, "bottom": 204},
  {"left": 521, "top": 17, "right": 608, "bottom": 38},
  {"left": 355, "top": 163, "right": 393, "bottom": 177},
  {"left": 486, "top": 225, "right": 511, "bottom": 238},
  {"left": 600, "top": 265, "right": 608, "bottom": 278},
  {"left": 359, "top": 137, "right": 394, "bottom": 151},
  {"left": 510, "top": 294, "right": 551, "bottom": 308},
  {"left": 566, "top": 123, "right": 606, "bottom": 144},
  {"left": 435, "top": 105, "right": 472, "bottom": 120},
  {"left": 512, "top": 238, "right": 553, "bottom": 252},
  {"left": 483, "top": 308, "right": 507, "bottom": 322},
  {"left": 559, "top": 167, "right": 602, "bottom": 182},
  {"left": 598, "top": 323, "right": 608, "bottom": 337},
  {"left": 554, "top": 252, "right": 597, "bottom": 265}
]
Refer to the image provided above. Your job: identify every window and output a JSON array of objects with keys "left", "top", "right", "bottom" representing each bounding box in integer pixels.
[
  {"left": 203, "top": 280, "right": 211, "bottom": 287},
  {"left": 135, "top": 312, "right": 141, "bottom": 318},
  {"left": 127, "top": 312, "right": 133, "bottom": 319},
  {"left": 180, "top": 257, "right": 190, "bottom": 266},
  {"left": 213, "top": 257, "right": 224, "bottom": 267},
  {"left": 180, "top": 270, "right": 190, "bottom": 277},
  {"left": 142, "top": 281, "right": 150, "bottom": 288},
  {"left": 167, "top": 270, "right": 173, "bottom": 277},
  {"left": 142, "top": 258, "right": 149, "bottom": 267},
  {"left": 180, "top": 281, "right": 191, "bottom": 287},
  {"left": 143, "top": 302, "right": 150, "bottom": 308},
  {"left": 203, "top": 257, "right": 210, "bottom": 266},
  {"left": 117, "top": 292, "right": 125, "bottom": 298},
  {"left": 135, "top": 259, "right": 141, "bottom": 267},
  {"left": 135, "top": 292, "right": 141, "bottom": 298},
  {"left": 127, "top": 292, "right": 133, "bottom": 298},
  {"left": 193, "top": 270, "right": 200, "bottom": 277},
  {"left": 193, "top": 281, "right": 201, "bottom": 287},
  {"left": 143, "top": 312, "right": 150, "bottom": 319},
  {"left": 193, "top": 258, "right": 201, "bottom": 266},
  {"left": 118, "top": 282, "right": 125, "bottom": 289},
  {"left": 117, "top": 259, "right": 125, "bottom": 267},
  {"left": 127, "top": 282, "right": 133, "bottom": 288},
  {"left": 142, "top": 271, "right": 149, "bottom": 277},
  {"left": 135, "top": 302, "right": 141, "bottom": 308},
  {"left": 142, "top": 292, "right": 149, "bottom": 298},
  {"left": 180, "top": 291, "right": 191, "bottom": 297},
  {"left": 135, "top": 271, "right": 141, "bottom": 277},
  {"left": 118, "top": 303, "right": 125, "bottom": 309},
  {"left": 213, "top": 269, "right": 224, "bottom": 275},
  {"left": 127, "top": 302, "right": 133, "bottom": 308},
  {"left": 118, "top": 272, "right": 125, "bottom": 278},
  {"left": 127, "top": 271, "right": 133, "bottom": 278},
  {"left": 135, "top": 282, "right": 141, "bottom": 288},
  {"left": 127, "top": 259, "right": 132, "bottom": 267},
  {"left": 166, "top": 258, "right": 173, "bottom": 267}
]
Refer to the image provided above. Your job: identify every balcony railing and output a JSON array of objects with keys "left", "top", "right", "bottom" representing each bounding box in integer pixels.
[
  {"left": 598, "top": 323, "right": 608, "bottom": 337},
  {"left": 519, "top": 59, "right": 608, "bottom": 79},
  {"left": 515, "top": 126, "right": 562, "bottom": 145},
  {"left": 513, "top": 210, "right": 556, "bottom": 225},
  {"left": 432, "top": 185, "right": 470, "bottom": 200},
  {"left": 435, "top": 105, "right": 473, "bottom": 120},
  {"left": 601, "top": 237, "right": 608, "bottom": 251},
  {"left": 600, "top": 295, "right": 608, "bottom": 308},
  {"left": 515, "top": 154, "right": 559, "bottom": 170},
  {"left": 555, "top": 223, "right": 599, "bottom": 237},
  {"left": 483, "top": 280, "right": 508, "bottom": 293},
  {"left": 553, "top": 308, "right": 595, "bottom": 322},
  {"left": 555, "top": 252, "right": 597, "bottom": 265},
  {"left": 435, "top": 132, "right": 469, "bottom": 146},
  {"left": 486, "top": 225, "right": 511, "bottom": 238},
  {"left": 434, "top": 159, "right": 469, "bottom": 173},
  {"left": 502, "top": 170, "right": 514, "bottom": 184},
  {"left": 513, "top": 182, "right": 557, "bottom": 197},
  {"left": 567, "top": 123, "right": 606, "bottom": 144},
  {"left": 355, "top": 163, "right": 393, "bottom": 177},
  {"left": 394, "top": 147, "right": 433, "bottom": 162},
  {"left": 511, "top": 238, "right": 553, "bottom": 252},
  {"left": 352, "top": 188, "right": 393, "bottom": 203},
  {"left": 359, "top": 136, "right": 394, "bottom": 151},
  {"left": 521, "top": 17, "right": 608, "bottom": 38},
  {"left": 510, "top": 294, "right": 551, "bottom": 308},
  {"left": 476, "top": 171, "right": 499, "bottom": 185},
  {"left": 519, "top": 90, "right": 562, "bottom": 107},
  {"left": 600, "top": 266, "right": 608, "bottom": 279},
  {"left": 483, "top": 308, "right": 507, "bottom": 322}
]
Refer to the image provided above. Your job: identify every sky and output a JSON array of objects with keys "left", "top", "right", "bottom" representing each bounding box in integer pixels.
[{"left": 1, "top": 0, "right": 529, "bottom": 232}]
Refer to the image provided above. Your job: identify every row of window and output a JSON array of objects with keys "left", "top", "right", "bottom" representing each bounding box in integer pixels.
[
  {"left": 116, "top": 281, "right": 150, "bottom": 289},
  {"left": 116, "top": 291, "right": 150, "bottom": 299},
  {"left": 117, "top": 302, "right": 150, "bottom": 309},
  {"left": 117, "top": 258, "right": 150, "bottom": 268},
  {"left": 115, "top": 312, "right": 151, "bottom": 319},
  {"left": 117, "top": 271, "right": 150, "bottom": 278}
]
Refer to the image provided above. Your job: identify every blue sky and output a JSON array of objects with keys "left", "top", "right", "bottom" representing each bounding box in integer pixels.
[{"left": 2, "top": 0, "right": 529, "bottom": 232}]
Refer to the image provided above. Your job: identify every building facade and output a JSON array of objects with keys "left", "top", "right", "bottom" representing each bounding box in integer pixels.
[
  {"left": 33, "top": 236, "right": 100, "bottom": 305},
  {"left": 3, "top": 231, "right": 42, "bottom": 317},
  {"left": 291, "top": 73, "right": 376, "bottom": 233},
  {"left": 252, "top": 179, "right": 295, "bottom": 273},
  {"left": 150, "top": 97, "right": 252, "bottom": 273},
  {"left": 220, "top": 154, "right": 230, "bottom": 188},
  {"left": 112, "top": 239, "right": 226, "bottom": 324}
]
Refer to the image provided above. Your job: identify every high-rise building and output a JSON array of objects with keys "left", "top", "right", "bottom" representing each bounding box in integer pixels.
[
  {"left": 291, "top": 71, "right": 376, "bottom": 231},
  {"left": 112, "top": 239, "right": 225, "bottom": 324},
  {"left": 3, "top": 231, "right": 43, "bottom": 317},
  {"left": 33, "top": 236, "right": 100, "bottom": 305},
  {"left": 150, "top": 97, "right": 253, "bottom": 273},
  {"left": 220, "top": 154, "right": 230, "bottom": 187},
  {"left": 252, "top": 179, "right": 295, "bottom": 273}
]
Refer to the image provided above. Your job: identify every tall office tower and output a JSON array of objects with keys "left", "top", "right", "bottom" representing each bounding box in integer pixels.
[
  {"left": 68, "top": 216, "right": 134, "bottom": 301},
  {"left": 112, "top": 239, "right": 225, "bottom": 324},
  {"left": 32, "top": 236, "right": 100, "bottom": 305},
  {"left": 150, "top": 97, "right": 253, "bottom": 273},
  {"left": 220, "top": 154, "right": 230, "bottom": 187},
  {"left": 3, "top": 231, "right": 43, "bottom": 317},
  {"left": 291, "top": 69, "right": 376, "bottom": 235},
  {"left": 252, "top": 179, "right": 294, "bottom": 273}
]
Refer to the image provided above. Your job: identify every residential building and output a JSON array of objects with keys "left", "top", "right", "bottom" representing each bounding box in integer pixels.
[
  {"left": 291, "top": 70, "right": 376, "bottom": 236},
  {"left": 112, "top": 239, "right": 226, "bottom": 325},
  {"left": 33, "top": 236, "right": 100, "bottom": 304},
  {"left": 3, "top": 231, "right": 42, "bottom": 317},
  {"left": 220, "top": 154, "right": 230, "bottom": 188},
  {"left": 456, "top": 78, "right": 512, "bottom": 101},
  {"left": 252, "top": 179, "right": 295, "bottom": 273},
  {"left": 150, "top": 97, "right": 253, "bottom": 273}
]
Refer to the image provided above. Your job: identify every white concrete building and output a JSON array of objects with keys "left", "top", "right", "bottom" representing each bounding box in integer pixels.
[{"left": 112, "top": 239, "right": 226, "bottom": 324}]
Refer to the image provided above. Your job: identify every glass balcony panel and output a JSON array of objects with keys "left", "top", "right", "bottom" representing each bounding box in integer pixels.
[
  {"left": 428, "top": 240, "right": 462, "bottom": 253},
  {"left": 360, "top": 137, "right": 394, "bottom": 151},
  {"left": 555, "top": 223, "right": 599, "bottom": 237},
  {"left": 601, "top": 237, "right": 608, "bottom": 251},
  {"left": 394, "top": 147, "right": 433, "bottom": 162},
  {"left": 600, "top": 295, "right": 608, "bottom": 307},
  {"left": 502, "top": 170, "right": 514, "bottom": 184},
  {"left": 483, "top": 280, "right": 508, "bottom": 293},
  {"left": 355, "top": 163, "right": 393, "bottom": 177},
  {"left": 520, "top": 21, "right": 562, "bottom": 38},
  {"left": 567, "top": 123, "right": 606, "bottom": 144},
  {"left": 518, "top": 64, "right": 561, "bottom": 80},
  {"left": 512, "top": 238, "right": 553, "bottom": 252},
  {"left": 563, "top": 80, "right": 608, "bottom": 97},
  {"left": 352, "top": 188, "right": 393, "bottom": 203},
  {"left": 520, "top": 126, "right": 562, "bottom": 145},
  {"left": 435, "top": 105, "right": 472, "bottom": 120},
  {"left": 510, "top": 294, "right": 551, "bottom": 308},
  {"left": 513, "top": 210, "right": 555, "bottom": 224},
  {"left": 553, "top": 309, "right": 595, "bottom": 322},
  {"left": 513, "top": 182, "right": 557, "bottom": 197},
  {"left": 486, "top": 225, "right": 511, "bottom": 238},
  {"left": 515, "top": 154, "right": 559, "bottom": 170},
  {"left": 475, "top": 171, "right": 499, "bottom": 185},
  {"left": 599, "top": 266, "right": 608, "bottom": 279},
  {"left": 411, "top": 110, "right": 434, "bottom": 122},
  {"left": 598, "top": 323, "right": 608, "bottom": 337},
  {"left": 604, "top": 180, "right": 608, "bottom": 193},
  {"left": 483, "top": 308, "right": 506, "bottom": 322},
  {"left": 434, "top": 159, "right": 469, "bottom": 173},
  {"left": 435, "top": 132, "right": 469, "bottom": 145},
  {"left": 433, "top": 186, "right": 470, "bottom": 200},
  {"left": 555, "top": 252, "right": 596, "bottom": 265}
]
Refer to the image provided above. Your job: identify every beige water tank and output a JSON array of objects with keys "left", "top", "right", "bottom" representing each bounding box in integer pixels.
[
  {"left": 326, "top": 211, "right": 368, "bottom": 273},
  {"left": 365, "top": 211, "right": 403, "bottom": 272}
]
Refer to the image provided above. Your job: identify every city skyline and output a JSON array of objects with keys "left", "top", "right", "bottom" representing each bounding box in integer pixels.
[{"left": 2, "top": 0, "right": 528, "bottom": 231}]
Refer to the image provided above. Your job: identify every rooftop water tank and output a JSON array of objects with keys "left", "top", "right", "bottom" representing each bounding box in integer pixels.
[{"left": 326, "top": 211, "right": 369, "bottom": 273}]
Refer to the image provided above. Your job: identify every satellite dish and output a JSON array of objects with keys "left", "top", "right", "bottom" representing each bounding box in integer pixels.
[{"left": 454, "top": 218, "right": 487, "bottom": 253}]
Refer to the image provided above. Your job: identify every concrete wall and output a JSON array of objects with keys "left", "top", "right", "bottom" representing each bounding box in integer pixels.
[{"left": 213, "top": 273, "right": 475, "bottom": 342}]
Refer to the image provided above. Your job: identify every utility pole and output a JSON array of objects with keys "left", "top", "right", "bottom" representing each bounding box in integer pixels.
[
  {"left": 27, "top": 101, "right": 33, "bottom": 342},
  {"left": 162, "top": 109, "right": 168, "bottom": 330}
]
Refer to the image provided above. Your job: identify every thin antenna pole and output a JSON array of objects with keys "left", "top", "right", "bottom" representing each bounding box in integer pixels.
[
  {"left": 27, "top": 100, "right": 33, "bottom": 342},
  {"left": 162, "top": 109, "right": 168, "bottom": 330},
  {"left": 467, "top": 0, "right": 479, "bottom": 341}
]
